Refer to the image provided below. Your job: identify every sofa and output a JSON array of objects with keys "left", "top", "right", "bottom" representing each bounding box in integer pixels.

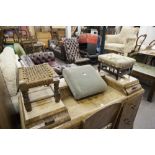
[{"left": 105, "top": 27, "right": 139, "bottom": 56}]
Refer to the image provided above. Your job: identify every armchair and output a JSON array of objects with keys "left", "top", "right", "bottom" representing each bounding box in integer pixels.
[
  {"left": 63, "top": 38, "right": 90, "bottom": 64},
  {"left": 105, "top": 27, "right": 139, "bottom": 56}
]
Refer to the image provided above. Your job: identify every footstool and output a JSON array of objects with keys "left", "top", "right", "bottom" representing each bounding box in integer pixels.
[
  {"left": 98, "top": 53, "right": 136, "bottom": 80},
  {"left": 18, "top": 63, "right": 60, "bottom": 112}
]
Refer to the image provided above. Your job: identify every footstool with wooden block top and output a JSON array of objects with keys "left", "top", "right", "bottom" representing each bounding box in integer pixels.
[
  {"left": 98, "top": 53, "right": 136, "bottom": 80},
  {"left": 18, "top": 63, "right": 60, "bottom": 112}
]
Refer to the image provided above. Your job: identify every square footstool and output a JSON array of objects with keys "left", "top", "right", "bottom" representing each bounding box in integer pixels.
[
  {"left": 18, "top": 63, "right": 60, "bottom": 112},
  {"left": 98, "top": 53, "right": 136, "bottom": 80}
]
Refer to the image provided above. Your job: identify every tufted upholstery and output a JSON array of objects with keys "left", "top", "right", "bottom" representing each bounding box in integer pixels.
[
  {"left": 28, "top": 52, "right": 55, "bottom": 65},
  {"left": 64, "top": 38, "right": 89, "bottom": 64}
]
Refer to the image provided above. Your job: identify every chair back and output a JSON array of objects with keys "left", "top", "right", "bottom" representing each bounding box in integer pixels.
[
  {"left": 119, "top": 27, "right": 139, "bottom": 44},
  {"left": 64, "top": 38, "right": 81, "bottom": 63},
  {"left": 82, "top": 103, "right": 122, "bottom": 129}
]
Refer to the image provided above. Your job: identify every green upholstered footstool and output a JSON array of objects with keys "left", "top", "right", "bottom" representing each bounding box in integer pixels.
[
  {"left": 63, "top": 65, "right": 107, "bottom": 100},
  {"left": 98, "top": 53, "right": 136, "bottom": 80}
]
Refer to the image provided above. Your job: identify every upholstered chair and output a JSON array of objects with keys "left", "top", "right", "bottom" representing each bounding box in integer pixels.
[{"left": 105, "top": 27, "right": 139, "bottom": 56}]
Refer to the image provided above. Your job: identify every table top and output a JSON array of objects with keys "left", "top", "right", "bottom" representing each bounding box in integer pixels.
[
  {"left": 19, "top": 73, "right": 144, "bottom": 129},
  {"left": 133, "top": 62, "right": 155, "bottom": 78},
  {"left": 139, "top": 49, "right": 155, "bottom": 57},
  {"left": 55, "top": 75, "right": 143, "bottom": 129}
]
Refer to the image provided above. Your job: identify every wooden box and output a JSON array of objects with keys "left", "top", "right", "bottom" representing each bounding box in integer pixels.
[{"left": 19, "top": 86, "right": 71, "bottom": 129}]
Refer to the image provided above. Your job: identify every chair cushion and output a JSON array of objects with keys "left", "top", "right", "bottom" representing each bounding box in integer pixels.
[
  {"left": 98, "top": 53, "right": 136, "bottom": 69},
  {"left": 75, "top": 58, "right": 90, "bottom": 64},
  {"left": 63, "top": 65, "right": 107, "bottom": 100},
  {"left": 105, "top": 43, "right": 125, "bottom": 53}
]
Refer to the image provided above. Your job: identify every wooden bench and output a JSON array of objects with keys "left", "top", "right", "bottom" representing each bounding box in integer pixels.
[{"left": 132, "top": 62, "right": 155, "bottom": 102}]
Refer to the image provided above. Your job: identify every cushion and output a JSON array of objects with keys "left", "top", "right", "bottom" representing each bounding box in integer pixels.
[
  {"left": 13, "top": 43, "right": 26, "bottom": 57},
  {"left": 63, "top": 65, "right": 107, "bottom": 100},
  {"left": 104, "top": 43, "right": 125, "bottom": 53},
  {"left": 0, "top": 47, "right": 18, "bottom": 96},
  {"left": 98, "top": 53, "right": 136, "bottom": 69}
]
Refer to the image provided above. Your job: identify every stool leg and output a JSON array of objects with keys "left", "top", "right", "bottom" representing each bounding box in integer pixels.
[
  {"left": 23, "top": 91, "right": 32, "bottom": 112},
  {"left": 129, "top": 66, "right": 133, "bottom": 75},
  {"left": 116, "top": 69, "right": 119, "bottom": 80},
  {"left": 98, "top": 62, "right": 101, "bottom": 72}
]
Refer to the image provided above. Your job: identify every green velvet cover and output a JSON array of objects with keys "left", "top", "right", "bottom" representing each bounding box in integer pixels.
[
  {"left": 13, "top": 43, "right": 26, "bottom": 57},
  {"left": 63, "top": 65, "right": 107, "bottom": 100}
]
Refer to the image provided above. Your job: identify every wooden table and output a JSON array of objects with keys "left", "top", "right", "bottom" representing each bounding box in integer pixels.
[
  {"left": 139, "top": 49, "right": 155, "bottom": 65},
  {"left": 139, "top": 49, "right": 155, "bottom": 57},
  {"left": 132, "top": 62, "right": 155, "bottom": 102},
  {"left": 19, "top": 72, "right": 144, "bottom": 129}
]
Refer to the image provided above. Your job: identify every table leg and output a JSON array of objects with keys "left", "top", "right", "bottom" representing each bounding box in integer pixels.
[{"left": 147, "top": 82, "right": 155, "bottom": 102}]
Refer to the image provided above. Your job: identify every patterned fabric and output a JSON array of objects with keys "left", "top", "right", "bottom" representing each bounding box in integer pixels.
[
  {"left": 98, "top": 53, "right": 136, "bottom": 69},
  {"left": 105, "top": 27, "right": 139, "bottom": 56},
  {"left": 64, "top": 38, "right": 81, "bottom": 63}
]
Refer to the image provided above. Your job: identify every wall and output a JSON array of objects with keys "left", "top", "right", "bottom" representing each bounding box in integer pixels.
[{"left": 139, "top": 26, "right": 155, "bottom": 45}]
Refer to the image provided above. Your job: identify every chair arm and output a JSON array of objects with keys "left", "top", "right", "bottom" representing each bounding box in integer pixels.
[
  {"left": 79, "top": 50, "right": 88, "bottom": 57},
  {"left": 124, "top": 37, "right": 137, "bottom": 56},
  {"left": 105, "top": 34, "right": 120, "bottom": 43},
  {"left": 129, "top": 34, "right": 147, "bottom": 56},
  {"left": 134, "top": 34, "right": 147, "bottom": 52},
  {"left": 149, "top": 40, "right": 155, "bottom": 46}
]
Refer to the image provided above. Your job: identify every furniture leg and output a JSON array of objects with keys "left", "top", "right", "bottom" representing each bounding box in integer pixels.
[
  {"left": 116, "top": 69, "right": 119, "bottom": 80},
  {"left": 147, "top": 82, "right": 155, "bottom": 102},
  {"left": 98, "top": 62, "right": 101, "bottom": 72},
  {"left": 23, "top": 91, "right": 32, "bottom": 112},
  {"left": 53, "top": 77, "right": 61, "bottom": 103}
]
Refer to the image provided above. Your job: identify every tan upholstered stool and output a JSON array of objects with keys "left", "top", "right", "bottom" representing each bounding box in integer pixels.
[
  {"left": 98, "top": 53, "right": 136, "bottom": 80},
  {"left": 18, "top": 63, "right": 60, "bottom": 111}
]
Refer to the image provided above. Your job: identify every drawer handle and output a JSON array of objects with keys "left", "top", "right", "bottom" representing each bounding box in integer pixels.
[
  {"left": 45, "top": 118, "right": 55, "bottom": 126},
  {"left": 132, "top": 86, "right": 137, "bottom": 90}
]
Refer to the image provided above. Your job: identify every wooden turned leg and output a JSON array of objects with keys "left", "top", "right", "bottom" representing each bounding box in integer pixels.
[
  {"left": 54, "top": 78, "right": 61, "bottom": 103},
  {"left": 116, "top": 69, "right": 119, "bottom": 80},
  {"left": 147, "top": 82, "right": 155, "bottom": 102},
  {"left": 98, "top": 62, "right": 101, "bottom": 72},
  {"left": 129, "top": 66, "right": 133, "bottom": 75},
  {"left": 23, "top": 91, "right": 32, "bottom": 112}
]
